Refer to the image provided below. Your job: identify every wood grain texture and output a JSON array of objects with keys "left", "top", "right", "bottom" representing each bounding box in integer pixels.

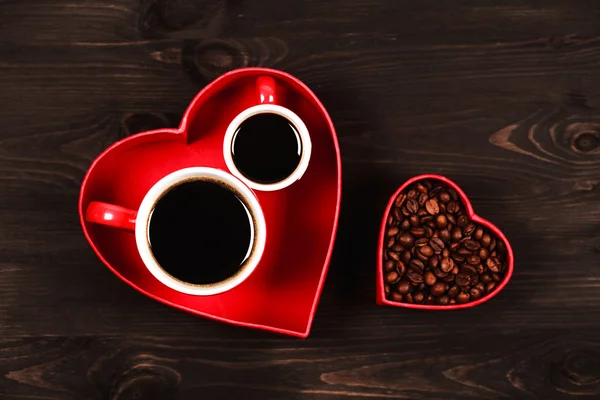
[{"left": 1, "top": 0, "right": 600, "bottom": 398}]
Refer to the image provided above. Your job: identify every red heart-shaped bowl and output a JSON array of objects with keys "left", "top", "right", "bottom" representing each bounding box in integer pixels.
[
  {"left": 376, "top": 174, "right": 514, "bottom": 309},
  {"left": 79, "top": 68, "right": 341, "bottom": 337}
]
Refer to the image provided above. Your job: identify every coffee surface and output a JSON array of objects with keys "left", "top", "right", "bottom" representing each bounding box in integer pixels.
[
  {"left": 148, "top": 180, "right": 253, "bottom": 285},
  {"left": 231, "top": 112, "right": 302, "bottom": 184}
]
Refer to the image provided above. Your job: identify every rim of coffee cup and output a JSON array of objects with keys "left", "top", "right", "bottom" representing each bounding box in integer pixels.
[
  {"left": 223, "top": 104, "right": 312, "bottom": 192},
  {"left": 135, "top": 167, "right": 266, "bottom": 296}
]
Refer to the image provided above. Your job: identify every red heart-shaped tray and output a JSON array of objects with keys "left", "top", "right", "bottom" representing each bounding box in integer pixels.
[
  {"left": 376, "top": 174, "right": 514, "bottom": 309},
  {"left": 79, "top": 68, "right": 341, "bottom": 337}
]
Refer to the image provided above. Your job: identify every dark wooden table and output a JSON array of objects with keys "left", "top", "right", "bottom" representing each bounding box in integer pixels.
[{"left": 2, "top": 1, "right": 600, "bottom": 399}]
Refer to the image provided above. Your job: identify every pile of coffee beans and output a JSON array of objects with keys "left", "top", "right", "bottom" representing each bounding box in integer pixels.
[{"left": 383, "top": 180, "right": 509, "bottom": 305}]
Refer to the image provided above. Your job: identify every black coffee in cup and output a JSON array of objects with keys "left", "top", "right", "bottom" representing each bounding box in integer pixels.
[
  {"left": 231, "top": 113, "right": 302, "bottom": 184},
  {"left": 148, "top": 180, "right": 253, "bottom": 285}
]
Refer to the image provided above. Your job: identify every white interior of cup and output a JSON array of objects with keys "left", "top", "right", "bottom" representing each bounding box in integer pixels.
[
  {"left": 223, "top": 104, "right": 312, "bottom": 192},
  {"left": 135, "top": 167, "right": 266, "bottom": 296}
]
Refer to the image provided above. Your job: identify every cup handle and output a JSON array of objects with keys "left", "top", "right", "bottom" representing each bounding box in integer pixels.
[
  {"left": 86, "top": 201, "right": 137, "bottom": 232},
  {"left": 257, "top": 76, "right": 279, "bottom": 105}
]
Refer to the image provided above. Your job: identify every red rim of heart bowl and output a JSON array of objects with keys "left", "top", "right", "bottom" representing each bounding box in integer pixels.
[{"left": 376, "top": 174, "right": 514, "bottom": 310}]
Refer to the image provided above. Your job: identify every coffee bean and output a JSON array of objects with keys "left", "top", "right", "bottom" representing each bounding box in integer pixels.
[
  {"left": 392, "top": 244, "right": 404, "bottom": 253},
  {"left": 457, "top": 214, "right": 468, "bottom": 227},
  {"left": 421, "top": 215, "right": 433, "bottom": 224},
  {"left": 429, "top": 255, "right": 440, "bottom": 268},
  {"left": 491, "top": 272, "right": 501, "bottom": 283},
  {"left": 440, "top": 257, "right": 455, "bottom": 273},
  {"left": 476, "top": 263, "right": 485, "bottom": 274},
  {"left": 429, "top": 185, "right": 441, "bottom": 196},
  {"left": 462, "top": 264, "right": 477, "bottom": 276},
  {"left": 452, "top": 227, "right": 463, "bottom": 241},
  {"left": 407, "top": 189, "right": 418, "bottom": 199},
  {"left": 474, "top": 228, "right": 484, "bottom": 240},
  {"left": 387, "top": 237, "right": 395, "bottom": 248},
  {"left": 452, "top": 253, "right": 465, "bottom": 263},
  {"left": 386, "top": 227, "right": 399, "bottom": 236},
  {"left": 394, "top": 193, "right": 407, "bottom": 207},
  {"left": 440, "top": 229, "right": 451, "bottom": 242},
  {"left": 463, "top": 223, "right": 476, "bottom": 237},
  {"left": 487, "top": 257, "right": 501, "bottom": 273},
  {"left": 486, "top": 282, "right": 497, "bottom": 292},
  {"left": 426, "top": 295, "right": 435, "bottom": 305},
  {"left": 416, "top": 183, "right": 428, "bottom": 194},
  {"left": 467, "top": 254, "right": 481, "bottom": 265},
  {"left": 407, "top": 270, "right": 423, "bottom": 284},
  {"left": 410, "top": 214, "right": 420, "bottom": 227},
  {"left": 397, "top": 261, "right": 406, "bottom": 275},
  {"left": 469, "top": 287, "right": 482, "bottom": 300},
  {"left": 456, "top": 292, "right": 470, "bottom": 304},
  {"left": 424, "top": 271, "right": 437, "bottom": 286},
  {"left": 411, "top": 227, "right": 426, "bottom": 237},
  {"left": 424, "top": 226, "right": 434, "bottom": 238},
  {"left": 425, "top": 199, "right": 440, "bottom": 215},
  {"left": 406, "top": 198, "right": 419, "bottom": 214},
  {"left": 437, "top": 295, "right": 450, "bottom": 305},
  {"left": 435, "top": 214, "right": 448, "bottom": 229},
  {"left": 390, "top": 292, "right": 403, "bottom": 302},
  {"left": 430, "top": 238, "right": 444, "bottom": 254},
  {"left": 455, "top": 273, "right": 471, "bottom": 286},
  {"left": 438, "top": 191, "right": 450, "bottom": 203},
  {"left": 397, "top": 280, "right": 411, "bottom": 294},
  {"left": 439, "top": 202, "right": 446, "bottom": 214},
  {"left": 490, "top": 237, "right": 497, "bottom": 251},
  {"left": 449, "top": 188, "right": 458, "bottom": 201},
  {"left": 447, "top": 285, "right": 460, "bottom": 298},
  {"left": 386, "top": 271, "right": 400, "bottom": 284},
  {"left": 475, "top": 282, "right": 485, "bottom": 292},
  {"left": 419, "top": 245, "right": 434, "bottom": 258},
  {"left": 481, "top": 233, "right": 491, "bottom": 247},
  {"left": 418, "top": 193, "right": 428, "bottom": 206},
  {"left": 450, "top": 242, "right": 460, "bottom": 252},
  {"left": 410, "top": 259, "right": 425, "bottom": 273},
  {"left": 415, "top": 237, "right": 429, "bottom": 247},
  {"left": 446, "top": 214, "right": 456, "bottom": 225},
  {"left": 457, "top": 247, "right": 472, "bottom": 256},
  {"left": 385, "top": 284, "right": 391, "bottom": 295},
  {"left": 384, "top": 260, "right": 395, "bottom": 272},
  {"left": 399, "top": 233, "right": 414, "bottom": 247},
  {"left": 413, "top": 292, "right": 425, "bottom": 304},
  {"left": 464, "top": 239, "right": 480, "bottom": 251},
  {"left": 430, "top": 282, "right": 446, "bottom": 297},
  {"left": 444, "top": 273, "right": 455, "bottom": 282},
  {"left": 447, "top": 201, "right": 459, "bottom": 214},
  {"left": 387, "top": 215, "right": 395, "bottom": 226},
  {"left": 400, "top": 219, "right": 411, "bottom": 230},
  {"left": 388, "top": 251, "right": 400, "bottom": 261},
  {"left": 417, "top": 208, "right": 428, "bottom": 217},
  {"left": 479, "top": 247, "right": 489, "bottom": 260},
  {"left": 434, "top": 267, "right": 448, "bottom": 278},
  {"left": 497, "top": 240, "right": 506, "bottom": 253},
  {"left": 402, "top": 251, "right": 411, "bottom": 264},
  {"left": 442, "top": 248, "right": 450, "bottom": 258},
  {"left": 480, "top": 273, "right": 492, "bottom": 284}
]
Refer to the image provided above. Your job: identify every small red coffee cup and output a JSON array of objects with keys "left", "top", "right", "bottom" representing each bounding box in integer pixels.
[{"left": 376, "top": 174, "right": 514, "bottom": 310}]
